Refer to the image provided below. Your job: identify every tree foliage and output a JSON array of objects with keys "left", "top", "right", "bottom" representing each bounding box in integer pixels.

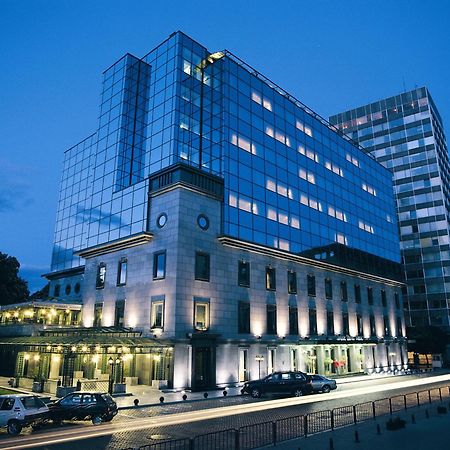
[{"left": 0, "top": 252, "right": 29, "bottom": 305}]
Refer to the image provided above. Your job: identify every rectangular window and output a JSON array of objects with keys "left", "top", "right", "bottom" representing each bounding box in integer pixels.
[
  {"left": 268, "top": 348, "right": 276, "bottom": 374},
  {"left": 307, "top": 274, "right": 316, "bottom": 296},
  {"left": 151, "top": 299, "right": 164, "bottom": 329},
  {"left": 153, "top": 251, "right": 166, "bottom": 280},
  {"left": 367, "top": 287, "right": 373, "bottom": 305},
  {"left": 114, "top": 300, "right": 125, "bottom": 327},
  {"left": 309, "top": 309, "right": 317, "bottom": 335},
  {"left": 194, "top": 299, "right": 209, "bottom": 331},
  {"left": 356, "top": 313, "right": 363, "bottom": 336},
  {"left": 342, "top": 312, "right": 349, "bottom": 335},
  {"left": 354, "top": 284, "right": 361, "bottom": 303},
  {"left": 96, "top": 264, "right": 106, "bottom": 289},
  {"left": 381, "top": 289, "right": 387, "bottom": 307},
  {"left": 327, "top": 310, "right": 334, "bottom": 335},
  {"left": 340, "top": 281, "right": 348, "bottom": 302},
  {"left": 394, "top": 292, "right": 400, "bottom": 309},
  {"left": 93, "top": 303, "right": 103, "bottom": 327},
  {"left": 289, "top": 306, "right": 298, "bottom": 335},
  {"left": 266, "top": 267, "right": 276, "bottom": 291},
  {"left": 117, "top": 259, "right": 127, "bottom": 286},
  {"left": 266, "top": 304, "right": 277, "bottom": 335},
  {"left": 325, "top": 278, "right": 333, "bottom": 299},
  {"left": 238, "top": 301, "right": 250, "bottom": 334},
  {"left": 397, "top": 317, "right": 403, "bottom": 337},
  {"left": 370, "top": 314, "right": 376, "bottom": 336},
  {"left": 239, "top": 348, "right": 249, "bottom": 382},
  {"left": 238, "top": 261, "right": 250, "bottom": 287},
  {"left": 287, "top": 271, "right": 297, "bottom": 294},
  {"left": 195, "top": 252, "right": 210, "bottom": 282}
]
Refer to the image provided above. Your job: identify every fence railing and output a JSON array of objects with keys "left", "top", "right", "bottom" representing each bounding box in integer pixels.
[{"left": 131, "top": 385, "right": 450, "bottom": 450}]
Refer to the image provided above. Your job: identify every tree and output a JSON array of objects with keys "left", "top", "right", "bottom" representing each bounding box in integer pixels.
[
  {"left": 0, "top": 252, "right": 29, "bottom": 305},
  {"left": 406, "top": 325, "right": 448, "bottom": 355},
  {"left": 30, "top": 282, "right": 50, "bottom": 300}
]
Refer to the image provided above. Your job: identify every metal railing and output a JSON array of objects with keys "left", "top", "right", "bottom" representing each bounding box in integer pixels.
[{"left": 130, "top": 385, "right": 450, "bottom": 450}]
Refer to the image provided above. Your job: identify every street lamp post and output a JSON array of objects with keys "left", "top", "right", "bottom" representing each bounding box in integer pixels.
[{"left": 255, "top": 355, "right": 264, "bottom": 379}]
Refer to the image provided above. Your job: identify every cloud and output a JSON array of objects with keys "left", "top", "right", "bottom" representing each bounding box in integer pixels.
[{"left": 0, "top": 160, "right": 35, "bottom": 212}]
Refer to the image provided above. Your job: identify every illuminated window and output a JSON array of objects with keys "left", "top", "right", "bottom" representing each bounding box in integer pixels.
[
  {"left": 346, "top": 153, "right": 360, "bottom": 167},
  {"left": 267, "top": 208, "right": 277, "bottom": 221},
  {"left": 325, "top": 161, "right": 344, "bottom": 177},
  {"left": 299, "top": 168, "right": 316, "bottom": 184},
  {"left": 194, "top": 299, "right": 209, "bottom": 331},
  {"left": 266, "top": 179, "right": 276, "bottom": 192},
  {"left": 231, "top": 134, "right": 257, "bottom": 155},
  {"left": 335, "top": 233, "right": 348, "bottom": 245},
  {"left": 229, "top": 193, "right": 237, "bottom": 207},
  {"left": 362, "top": 183, "right": 377, "bottom": 196},
  {"left": 251, "top": 91, "right": 261, "bottom": 104},
  {"left": 117, "top": 258, "right": 127, "bottom": 286},
  {"left": 296, "top": 120, "right": 313, "bottom": 137},
  {"left": 328, "top": 206, "right": 347, "bottom": 222},
  {"left": 358, "top": 220, "right": 375, "bottom": 234},
  {"left": 278, "top": 212, "right": 289, "bottom": 225},
  {"left": 96, "top": 263, "right": 106, "bottom": 289},
  {"left": 266, "top": 267, "right": 276, "bottom": 291},
  {"left": 290, "top": 216, "right": 300, "bottom": 229},
  {"left": 238, "top": 197, "right": 252, "bottom": 212},
  {"left": 183, "top": 60, "right": 191, "bottom": 75},
  {"left": 151, "top": 299, "right": 164, "bottom": 329},
  {"left": 263, "top": 98, "right": 272, "bottom": 111}
]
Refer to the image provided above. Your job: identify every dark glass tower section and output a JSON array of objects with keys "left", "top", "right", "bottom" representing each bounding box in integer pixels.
[{"left": 330, "top": 87, "right": 450, "bottom": 328}]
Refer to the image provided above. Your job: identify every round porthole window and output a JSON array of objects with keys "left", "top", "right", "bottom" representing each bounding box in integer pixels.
[
  {"left": 197, "top": 214, "right": 209, "bottom": 231},
  {"left": 157, "top": 213, "right": 168, "bottom": 228},
  {"left": 74, "top": 282, "right": 81, "bottom": 294}
]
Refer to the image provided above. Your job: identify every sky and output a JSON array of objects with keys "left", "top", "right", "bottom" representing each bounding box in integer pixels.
[{"left": 0, "top": 0, "right": 449, "bottom": 292}]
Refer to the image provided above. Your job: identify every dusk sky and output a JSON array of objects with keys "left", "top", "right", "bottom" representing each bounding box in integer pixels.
[{"left": 1, "top": 0, "right": 449, "bottom": 292}]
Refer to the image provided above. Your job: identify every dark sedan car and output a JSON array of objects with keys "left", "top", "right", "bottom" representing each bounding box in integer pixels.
[
  {"left": 48, "top": 392, "right": 118, "bottom": 425},
  {"left": 241, "top": 371, "right": 312, "bottom": 398},
  {"left": 307, "top": 374, "right": 337, "bottom": 393}
]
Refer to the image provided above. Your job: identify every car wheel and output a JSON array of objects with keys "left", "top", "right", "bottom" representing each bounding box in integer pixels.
[
  {"left": 52, "top": 418, "right": 63, "bottom": 426},
  {"left": 92, "top": 415, "right": 103, "bottom": 425},
  {"left": 294, "top": 389, "right": 304, "bottom": 397},
  {"left": 250, "top": 388, "right": 262, "bottom": 398},
  {"left": 102, "top": 414, "right": 114, "bottom": 422},
  {"left": 322, "top": 385, "right": 331, "bottom": 394},
  {"left": 7, "top": 420, "right": 22, "bottom": 436}
]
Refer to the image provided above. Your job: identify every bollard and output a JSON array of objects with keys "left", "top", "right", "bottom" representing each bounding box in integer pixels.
[
  {"left": 355, "top": 430, "right": 360, "bottom": 443},
  {"left": 329, "top": 437, "right": 334, "bottom": 450},
  {"left": 182, "top": 394, "right": 187, "bottom": 401},
  {"left": 223, "top": 390, "right": 228, "bottom": 396},
  {"left": 159, "top": 396, "right": 164, "bottom": 403},
  {"left": 411, "top": 414, "right": 415, "bottom": 424},
  {"left": 203, "top": 392, "right": 208, "bottom": 399},
  {"left": 377, "top": 424, "right": 381, "bottom": 435},
  {"left": 426, "top": 409, "right": 429, "bottom": 419},
  {"left": 133, "top": 398, "right": 139, "bottom": 407}
]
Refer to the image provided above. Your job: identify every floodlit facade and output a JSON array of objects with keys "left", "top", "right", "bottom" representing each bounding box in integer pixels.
[
  {"left": 0, "top": 32, "right": 406, "bottom": 392},
  {"left": 330, "top": 88, "right": 450, "bottom": 329}
]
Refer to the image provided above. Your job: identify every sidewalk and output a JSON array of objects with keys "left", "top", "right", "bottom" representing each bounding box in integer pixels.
[{"left": 265, "top": 405, "right": 450, "bottom": 450}]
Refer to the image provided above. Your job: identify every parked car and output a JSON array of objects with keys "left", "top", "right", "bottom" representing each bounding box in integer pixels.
[
  {"left": 307, "top": 374, "right": 337, "bottom": 393},
  {"left": 241, "top": 371, "right": 312, "bottom": 398},
  {"left": 48, "top": 392, "right": 118, "bottom": 425},
  {"left": 0, "top": 394, "right": 49, "bottom": 435}
]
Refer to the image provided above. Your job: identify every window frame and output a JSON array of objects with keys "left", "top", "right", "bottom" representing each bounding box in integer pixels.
[
  {"left": 325, "top": 278, "right": 333, "bottom": 300},
  {"left": 287, "top": 270, "right": 297, "bottom": 294},
  {"left": 96, "top": 263, "right": 106, "bottom": 289},
  {"left": 114, "top": 300, "right": 125, "bottom": 328},
  {"left": 151, "top": 299, "right": 165, "bottom": 330},
  {"left": 117, "top": 258, "right": 128, "bottom": 286},
  {"left": 194, "top": 299, "right": 210, "bottom": 331},
  {"left": 266, "top": 304, "right": 277, "bottom": 335},
  {"left": 289, "top": 306, "right": 299, "bottom": 335},
  {"left": 238, "top": 301, "right": 250, "bottom": 334},
  {"left": 195, "top": 252, "right": 210, "bottom": 282},
  {"left": 354, "top": 284, "right": 361, "bottom": 303},
  {"left": 238, "top": 260, "right": 250, "bottom": 287},
  {"left": 340, "top": 281, "right": 348, "bottom": 302},
  {"left": 307, "top": 274, "right": 316, "bottom": 297},
  {"left": 153, "top": 251, "right": 166, "bottom": 280},
  {"left": 265, "top": 266, "right": 276, "bottom": 291}
]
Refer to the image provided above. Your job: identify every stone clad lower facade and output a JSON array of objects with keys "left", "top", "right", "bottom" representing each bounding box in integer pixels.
[{"left": 74, "top": 165, "right": 406, "bottom": 390}]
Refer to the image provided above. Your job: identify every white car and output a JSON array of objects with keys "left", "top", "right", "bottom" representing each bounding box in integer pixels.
[{"left": 0, "top": 394, "right": 49, "bottom": 435}]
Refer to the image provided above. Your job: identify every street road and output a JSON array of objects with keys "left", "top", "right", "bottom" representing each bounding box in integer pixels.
[{"left": 1, "top": 372, "right": 449, "bottom": 450}]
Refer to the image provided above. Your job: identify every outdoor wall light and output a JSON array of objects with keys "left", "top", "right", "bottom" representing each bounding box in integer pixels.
[
  {"left": 71, "top": 346, "right": 77, "bottom": 352},
  {"left": 24, "top": 354, "right": 30, "bottom": 361},
  {"left": 108, "top": 357, "right": 114, "bottom": 365}
]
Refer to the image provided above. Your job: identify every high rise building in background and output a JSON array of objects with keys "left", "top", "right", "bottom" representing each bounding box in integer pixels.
[
  {"left": 330, "top": 88, "right": 450, "bottom": 329},
  {"left": 0, "top": 32, "right": 406, "bottom": 391}
]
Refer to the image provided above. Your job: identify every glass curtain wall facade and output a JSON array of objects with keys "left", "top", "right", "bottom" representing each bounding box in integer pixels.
[
  {"left": 330, "top": 88, "right": 450, "bottom": 327},
  {"left": 50, "top": 31, "right": 400, "bottom": 280}
]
